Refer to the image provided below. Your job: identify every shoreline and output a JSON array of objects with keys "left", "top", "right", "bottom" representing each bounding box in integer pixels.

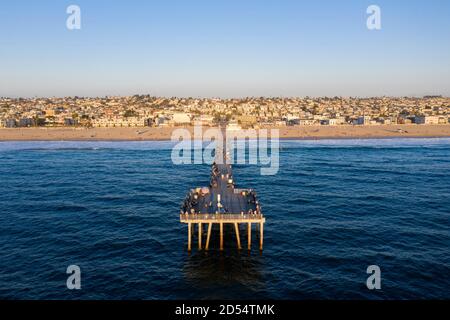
[
  {"left": 3, "top": 135, "right": 450, "bottom": 143},
  {"left": 1, "top": 125, "right": 450, "bottom": 141}
]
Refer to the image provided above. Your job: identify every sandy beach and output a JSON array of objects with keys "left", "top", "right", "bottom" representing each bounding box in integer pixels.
[{"left": 1, "top": 125, "right": 450, "bottom": 141}]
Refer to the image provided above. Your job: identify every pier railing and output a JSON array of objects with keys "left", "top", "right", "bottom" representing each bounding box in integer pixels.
[{"left": 180, "top": 213, "right": 265, "bottom": 223}]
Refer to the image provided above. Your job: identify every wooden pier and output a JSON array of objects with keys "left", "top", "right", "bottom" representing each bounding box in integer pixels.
[{"left": 180, "top": 124, "right": 266, "bottom": 251}]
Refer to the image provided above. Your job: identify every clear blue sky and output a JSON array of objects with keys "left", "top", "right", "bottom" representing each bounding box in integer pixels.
[{"left": 1, "top": 0, "right": 449, "bottom": 98}]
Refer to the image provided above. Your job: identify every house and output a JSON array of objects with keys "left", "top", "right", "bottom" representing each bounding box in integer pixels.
[
  {"left": 320, "top": 118, "right": 338, "bottom": 126},
  {"left": 236, "top": 115, "right": 257, "bottom": 128},
  {"left": 299, "top": 119, "right": 316, "bottom": 126},
  {"left": 193, "top": 115, "right": 215, "bottom": 126},
  {"left": 172, "top": 112, "right": 191, "bottom": 125},
  {"left": 3, "top": 119, "right": 17, "bottom": 128},
  {"left": 64, "top": 118, "right": 78, "bottom": 126},
  {"left": 356, "top": 116, "right": 371, "bottom": 125},
  {"left": 19, "top": 118, "right": 35, "bottom": 127},
  {"left": 415, "top": 116, "right": 440, "bottom": 125}
]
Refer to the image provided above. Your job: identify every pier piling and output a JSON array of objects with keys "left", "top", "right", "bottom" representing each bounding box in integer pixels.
[
  {"left": 188, "top": 222, "right": 192, "bottom": 252},
  {"left": 248, "top": 223, "right": 252, "bottom": 250},
  {"left": 220, "top": 222, "right": 224, "bottom": 251},
  {"left": 234, "top": 223, "right": 242, "bottom": 250},
  {"left": 205, "top": 223, "right": 212, "bottom": 251},
  {"left": 260, "top": 222, "right": 264, "bottom": 251},
  {"left": 198, "top": 223, "right": 202, "bottom": 250}
]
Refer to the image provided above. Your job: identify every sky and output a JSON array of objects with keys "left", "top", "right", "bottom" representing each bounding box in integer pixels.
[{"left": 0, "top": 0, "right": 449, "bottom": 98}]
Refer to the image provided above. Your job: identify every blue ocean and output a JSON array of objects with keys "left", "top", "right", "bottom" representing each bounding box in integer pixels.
[{"left": 0, "top": 138, "right": 449, "bottom": 300}]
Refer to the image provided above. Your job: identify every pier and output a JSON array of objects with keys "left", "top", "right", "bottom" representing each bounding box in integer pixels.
[{"left": 180, "top": 124, "right": 265, "bottom": 251}]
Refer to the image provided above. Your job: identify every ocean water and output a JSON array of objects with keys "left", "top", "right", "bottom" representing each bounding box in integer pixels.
[{"left": 0, "top": 138, "right": 449, "bottom": 300}]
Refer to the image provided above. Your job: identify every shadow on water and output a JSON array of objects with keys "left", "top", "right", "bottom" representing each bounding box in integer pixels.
[{"left": 182, "top": 226, "right": 268, "bottom": 299}]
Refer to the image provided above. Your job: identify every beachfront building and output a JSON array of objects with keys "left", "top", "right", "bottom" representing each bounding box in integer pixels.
[
  {"left": 274, "top": 120, "right": 287, "bottom": 126},
  {"left": 299, "top": 119, "right": 317, "bottom": 126},
  {"left": 192, "top": 115, "right": 215, "bottom": 126},
  {"left": 226, "top": 120, "right": 242, "bottom": 131},
  {"left": 172, "top": 112, "right": 191, "bottom": 126},
  {"left": 92, "top": 116, "right": 146, "bottom": 127},
  {"left": 122, "top": 116, "right": 145, "bottom": 127},
  {"left": 64, "top": 118, "right": 78, "bottom": 126},
  {"left": 356, "top": 116, "right": 371, "bottom": 125},
  {"left": 236, "top": 115, "right": 257, "bottom": 128},
  {"left": 320, "top": 118, "right": 338, "bottom": 126},
  {"left": 2, "top": 119, "right": 17, "bottom": 128},
  {"left": 378, "top": 118, "right": 392, "bottom": 125},
  {"left": 398, "top": 116, "right": 414, "bottom": 124},
  {"left": 415, "top": 115, "right": 442, "bottom": 125},
  {"left": 19, "top": 118, "right": 35, "bottom": 127}
]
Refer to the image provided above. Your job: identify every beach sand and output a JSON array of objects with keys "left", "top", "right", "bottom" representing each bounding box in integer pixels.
[{"left": 1, "top": 125, "right": 450, "bottom": 141}]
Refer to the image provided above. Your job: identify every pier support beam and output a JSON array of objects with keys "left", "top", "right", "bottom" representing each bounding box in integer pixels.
[
  {"left": 181, "top": 214, "right": 265, "bottom": 252},
  {"left": 248, "top": 222, "right": 252, "bottom": 250},
  {"left": 220, "top": 222, "right": 224, "bottom": 251},
  {"left": 188, "top": 223, "right": 192, "bottom": 251},
  {"left": 259, "top": 222, "right": 264, "bottom": 251},
  {"left": 205, "top": 223, "right": 212, "bottom": 251},
  {"left": 234, "top": 223, "right": 241, "bottom": 250},
  {"left": 198, "top": 223, "right": 202, "bottom": 250}
]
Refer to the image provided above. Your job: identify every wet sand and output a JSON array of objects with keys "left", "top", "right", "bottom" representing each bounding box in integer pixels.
[{"left": 1, "top": 125, "right": 450, "bottom": 141}]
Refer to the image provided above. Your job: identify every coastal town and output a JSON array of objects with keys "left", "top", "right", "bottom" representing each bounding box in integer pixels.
[{"left": 1, "top": 96, "right": 449, "bottom": 129}]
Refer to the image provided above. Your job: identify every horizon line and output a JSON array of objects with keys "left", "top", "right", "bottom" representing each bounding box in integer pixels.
[{"left": 2, "top": 94, "right": 448, "bottom": 100}]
